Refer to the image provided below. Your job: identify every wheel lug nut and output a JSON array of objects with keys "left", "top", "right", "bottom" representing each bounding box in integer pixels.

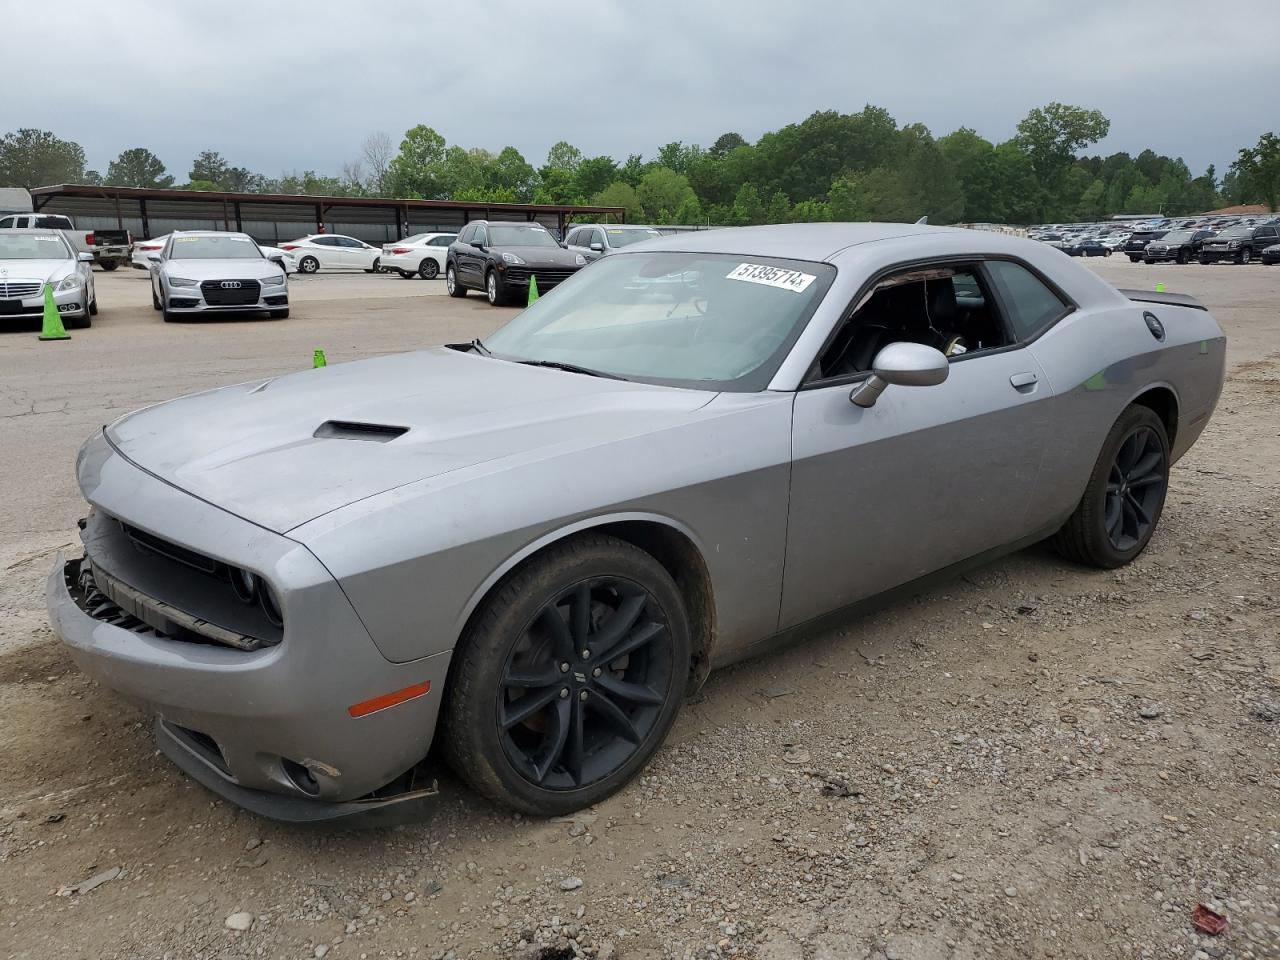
[
  {"left": 581, "top": 649, "right": 591, "bottom": 660},
  {"left": 560, "top": 688, "right": 569, "bottom": 698},
  {"left": 592, "top": 667, "right": 602, "bottom": 677},
  {"left": 579, "top": 690, "right": 589, "bottom": 701},
  {"left": 559, "top": 663, "right": 570, "bottom": 673}
]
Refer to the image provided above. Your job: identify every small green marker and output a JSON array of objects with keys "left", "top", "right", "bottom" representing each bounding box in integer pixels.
[
  {"left": 313, "top": 349, "right": 327, "bottom": 368},
  {"left": 527, "top": 274, "right": 539, "bottom": 307},
  {"left": 1155, "top": 282, "right": 1166, "bottom": 293}
]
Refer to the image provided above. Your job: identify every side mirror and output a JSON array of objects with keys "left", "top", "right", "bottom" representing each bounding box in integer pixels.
[
  {"left": 850, "top": 342, "right": 949, "bottom": 408},
  {"left": 589, "top": 242, "right": 604, "bottom": 253},
  {"left": 78, "top": 252, "right": 94, "bottom": 262}
]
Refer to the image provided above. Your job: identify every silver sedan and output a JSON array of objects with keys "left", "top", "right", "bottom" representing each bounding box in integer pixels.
[
  {"left": 49, "top": 223, "right": 1225, "bottom": 821},
  {"left": 148, "top": 231, "right": 289, "bottom": 321}
]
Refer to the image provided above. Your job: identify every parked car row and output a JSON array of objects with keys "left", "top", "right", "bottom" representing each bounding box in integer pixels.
[{"left": 1037, "top": 217, "right": 1280, "bottom": 266}]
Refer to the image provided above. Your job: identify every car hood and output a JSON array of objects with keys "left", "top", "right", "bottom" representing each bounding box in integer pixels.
[
  {"left": 0, "top": 259, "right": 77, "bottom": 282},
  {"left": 499, "top": 245, "right": 583, "bottom": 267},
  {"left": 104, "top": 347, "right": 714, "bottom": 533},
  {"left": 162, "top": 258, "right": 282, "bottom": 280}
]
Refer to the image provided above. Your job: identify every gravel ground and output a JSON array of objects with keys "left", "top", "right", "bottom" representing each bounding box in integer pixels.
[{"left": 0, "top": 258, "right": 1276, "bottom": 960}]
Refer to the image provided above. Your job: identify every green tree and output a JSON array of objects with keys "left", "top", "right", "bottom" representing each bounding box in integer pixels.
[
  {"left": 791, "top": 198, "right": 832, "bottom": 222},
  {"left": 672, "top": 195, "right": 704, "bottom": 225},
  {"left": 656, "top": 141, "right": 701, "bottom": 175},
  {"left": 637, "top": 167, "right": 696, "bottom": 222},
  {"left": 938, "top": 128, "right": 1004, "bottom": 222},
  {"left": 545, "top": 141, "right": 583, "bottom": 172},
  {"left": 106, "top": 147, "right": 174, "bottom": 188},
  {"left": 0, "top": 128, "right": 86, "bottom": 187},
  {"left": 386, "top": 125, "right": 447, "bottom": 199},
  {"left": 708, "top": 132, "right": 747, "bottom": 159},
  {"left": 189, "top": 149, "right": 230, "bottom": 186},
  {"left": 591, "top": 181, "right": 642, "bottom": 222},
  {"left": 728, "top": 183, "right": 766, "bottom": 225},
  {"left": 1014, "top": 103, "right": 1110, "bottom": 217},
  {"left": 764, "top": 190, "right": 792, "bottom": 224},
  {"left": 573, "top": 156, "right": 619, "bottom": 200},
  {"left": 1230, "top": 132, "right": 1280, "bottom": 211}
]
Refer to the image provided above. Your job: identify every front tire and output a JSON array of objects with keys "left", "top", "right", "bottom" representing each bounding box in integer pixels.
[
  {"left": 298, "top": 256, "right": 319, "bottom": 274},
  {"left": 1128, "top": 256, "right": 1141, "bottom": 263},
  {"left": 1051, "top": 405, "right": 1170, "bottom": 569},
  {"left": 1239, "top": 248, "right": 1252, "bottom": 265},
  {"left": 419, "top": 258, "right": 439, "bottom": 279},
  {"left": 441, "top": 534, "right": 691, "bottom": 816},
  {"left": 446, "top": 264, "right": 466, "bottom": 297},
  {"left": 366, "top": 257, "right": 381, "bottom": 274},
  {"left": 486, "top": 269, "right": 507, "bottom": 306}
]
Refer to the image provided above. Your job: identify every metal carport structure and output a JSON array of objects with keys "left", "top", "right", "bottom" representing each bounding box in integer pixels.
[{"left": 27, "top": 184, "right": 626, "bottom": 244}]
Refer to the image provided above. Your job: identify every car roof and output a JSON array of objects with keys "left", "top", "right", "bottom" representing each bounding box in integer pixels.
[
  {"left": 631, "top": 222, "right": 949, "bottom": 261},
  {"left": 0, "top": 227, "right": 69, "bottom": 236},
  {"left": 170, "top": 230, "right": 254, "bottom": 240}
]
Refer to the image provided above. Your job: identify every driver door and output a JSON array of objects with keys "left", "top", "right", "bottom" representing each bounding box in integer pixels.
[{"left": 780, "top": 261, "right": 1054, "bottom": 629}]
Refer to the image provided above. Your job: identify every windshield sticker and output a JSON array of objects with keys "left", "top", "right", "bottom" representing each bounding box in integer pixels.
[{"left": 726, "top": 262, "right": 817, "bottom": 293}]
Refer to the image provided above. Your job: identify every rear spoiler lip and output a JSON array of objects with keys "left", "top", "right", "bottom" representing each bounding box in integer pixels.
[{"left": 1117, "top": 288, "right": 1207, "bottom": 311}]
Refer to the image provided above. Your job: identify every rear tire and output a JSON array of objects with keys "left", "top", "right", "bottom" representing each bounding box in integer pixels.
[
  {"left": 419, "top": 258, "right": 439, "bottom": 279},
  {"left": 99, "top": 259, "right": 119, "bottom": 272},
  {"left": 446, "top": 263, "right": 466, "bottom": 297},
  {"left": 1051, "top": 405, "right": 1170, "bottom": 569},
  {"left": 441, "top": 534, "right": 691, "bottom": 816},
  {"left": 1239, "top": 248, "right": 1252, "bottom": 265},
  {"left": 298, "top": 256, "right": 319, "bottom": 274}
]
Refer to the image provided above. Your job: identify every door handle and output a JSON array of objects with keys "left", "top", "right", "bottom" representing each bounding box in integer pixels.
[{"left": 1010, "top": 372, "right": 1039, "bottom": 390}]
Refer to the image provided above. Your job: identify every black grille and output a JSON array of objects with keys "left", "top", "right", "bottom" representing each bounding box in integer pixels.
[
  {"left": 505, "top": 268, "right": 577, "bottom": 286},
  {"left": 200, "top": 279, "right": 261, "bottom": 306}
]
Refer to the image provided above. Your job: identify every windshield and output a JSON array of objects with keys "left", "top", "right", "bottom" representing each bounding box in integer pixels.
[
  {"left": 0, "top": 234, "right": 71, "bottom": 259},
  {"left": 482, "top": 251, "right": 835, "bottom": 391},
  {"left": 1217, "top": 226, "right": 1250, "bottom": 238},
  {"left": 488, "top": 225, "right": 560, "bottom": 247},
  {"left": 1161, "top": 231, "right": 1193, "bottom": 243},
  {"left": 606, "top": 228, "right": 662, "bottom": 248},
  {"left": 169, "top": 235, "right": 262, "bottom": 260}
]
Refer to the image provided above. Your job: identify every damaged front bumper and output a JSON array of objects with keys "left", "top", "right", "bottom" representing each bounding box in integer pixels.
[{"left": 47, "top": 545, "right": 451, "bottom": 823}]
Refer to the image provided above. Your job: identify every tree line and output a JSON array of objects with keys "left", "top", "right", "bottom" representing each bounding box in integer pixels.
[{"left": 2, "top": 105, "right": 1277, "bottom": 224}]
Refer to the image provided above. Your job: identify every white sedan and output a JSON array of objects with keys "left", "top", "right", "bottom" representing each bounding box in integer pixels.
[
  {"left": 279, "top": 234, "right": 382, "bottom": 274},
  {"left": 135, "top": 236, "right": 296, "bottom": 274},
  {"left": 380, "top": 232, "right": 457, "bottom": 279}
]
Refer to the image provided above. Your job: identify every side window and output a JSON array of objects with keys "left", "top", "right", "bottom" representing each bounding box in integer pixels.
[
  {"left": 564, "top": 229, "right": 580, "bottom": 246},
  {"left": 312, "top": 236, "right": 336, "bottom": 246},
  {"left": 430, "top": 235, "right": 454, "bottom": 246},
  {"left": 0, "top": 216, "right": 12, "bottom": 228},
  {"left": 815, "top": 264, "right": 1012, "bottom": 381},
  {"left": 339, "top": 237, "right": 362, "bottom": 248},
  {"left": 475, "top": 225, "right": 489, "bottom": 246},
  {"left": 984, "top": 260, "right": 1070, "bottom": 342},
  {"left": 15, "top": 216, "right": 30, "bottom": 228}
]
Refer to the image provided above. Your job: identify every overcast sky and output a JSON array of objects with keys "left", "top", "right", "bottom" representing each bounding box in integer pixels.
[{"left": 6, "top": 2, "right": 1275, "bottom": 181}]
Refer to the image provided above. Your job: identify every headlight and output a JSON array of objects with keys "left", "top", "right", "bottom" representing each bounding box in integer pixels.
[
  {"left": 262, "top": 273, "right": 286, "bottom": 285},
  {"left": 502, "top": 252, "right": 525, "bottom": 265},
  {"left": 55, "top": 275, "right": 82, "bottom": 292},
  {"left": 1227, "top": 240, "right": 1240, "bottom": 248},
  {"left": 575, "top": 254, "right": 587, "bottom": 266},
  {"left": 168, "top": 276, "right": 197, "bottom": 287}
]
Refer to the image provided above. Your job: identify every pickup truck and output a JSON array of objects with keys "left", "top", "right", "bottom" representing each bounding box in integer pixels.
[{"left": 0, "top": 212, "right": 130, "bottom": 270}]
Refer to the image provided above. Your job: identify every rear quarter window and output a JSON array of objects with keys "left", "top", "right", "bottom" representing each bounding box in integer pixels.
[{"left": 984, "top": 260, "right": 1070, "bottom": 342}]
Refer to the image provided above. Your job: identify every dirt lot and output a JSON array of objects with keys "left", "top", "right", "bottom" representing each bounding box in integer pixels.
[{"left": 0, "top": 259, "right": 1277, "bottom": 960}]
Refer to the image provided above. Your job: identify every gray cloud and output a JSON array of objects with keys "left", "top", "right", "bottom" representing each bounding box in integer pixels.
[{"left": 7, "top": 1, "right": 1274, "bottom": 180}]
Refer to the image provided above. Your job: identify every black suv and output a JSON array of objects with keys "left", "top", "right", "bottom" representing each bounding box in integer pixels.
[
  {"left": 1198, "top": 224, "right": 1280, "bottom": 264},
  {"left": 1121, "top": 230, "right": 1166, "bottom": 262},
  {"left": 446, "top": 220, "right": 586, "bottom": 306},
  {"left": 1143, "top": 229, "right": 1216, "bottom": 264}
]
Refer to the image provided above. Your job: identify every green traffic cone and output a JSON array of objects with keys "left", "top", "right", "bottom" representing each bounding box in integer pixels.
[
  {"left": 38, "top": 283, "right": 70, "bottom": 341},
  {"left": 313, "top": 349, "right": 327, "bottom": 368},
  {"left": 527, "top": 275, "right": 539, "bottom": 306}
]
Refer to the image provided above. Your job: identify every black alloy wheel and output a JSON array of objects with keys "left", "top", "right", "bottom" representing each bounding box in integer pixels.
[
  {"left": 1103, "top": 426, "right": 1166, "bottom": 552},
  {"left": 1051, "top": 405, "right": 1170, "bottom": 568},
  {"left": 441, "top": 534, "right": 690, "bottom": 815},
  {"left": 498, "top": 578, "right": 675, "bottom": 791}
]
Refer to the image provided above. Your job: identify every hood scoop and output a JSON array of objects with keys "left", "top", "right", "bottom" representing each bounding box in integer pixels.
[{"left": 313, "top": 420, "right": 408, "bottom": 443}]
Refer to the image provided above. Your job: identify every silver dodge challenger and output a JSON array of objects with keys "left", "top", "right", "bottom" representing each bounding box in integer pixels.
[{"left": 48, "top": 223, "right": 1226, "bottom": 822}]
